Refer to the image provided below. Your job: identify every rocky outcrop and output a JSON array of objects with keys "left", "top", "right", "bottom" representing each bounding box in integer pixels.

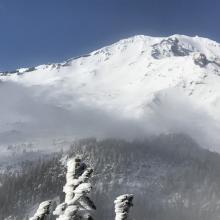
[
  {"left": 193, "top": 53, "right": 208, "bottom": 67},
  {"left": 151, "top": 38, "right": 193, "bottom": 59}
]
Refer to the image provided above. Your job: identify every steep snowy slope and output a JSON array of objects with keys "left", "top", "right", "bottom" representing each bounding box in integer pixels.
[{"left": 1, "top": 35, "right": 220, "bottom": 150}]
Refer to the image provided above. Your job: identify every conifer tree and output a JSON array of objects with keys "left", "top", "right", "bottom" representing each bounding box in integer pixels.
[
  {"left": 30, "top": 200, "right": 52, "bottom": 220},
  {"left": 114, "top": 194, "right": 134, "bottom": 220},
  {"left": 53, "top": 157, "right": 96, "bottom": 220}
]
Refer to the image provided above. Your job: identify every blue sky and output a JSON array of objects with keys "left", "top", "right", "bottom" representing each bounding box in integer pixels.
[{"left": 0, "top": 0, "right": 219, "bottom": 71}]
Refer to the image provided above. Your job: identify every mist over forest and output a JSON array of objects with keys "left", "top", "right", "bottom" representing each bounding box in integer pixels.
[{"left": 1, "top": 135, "right": 220, "bottom": 220}]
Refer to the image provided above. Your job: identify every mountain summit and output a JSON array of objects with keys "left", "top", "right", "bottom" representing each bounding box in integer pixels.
[{"left": 1, "top": 35, "right": 220, "bottom": 150}]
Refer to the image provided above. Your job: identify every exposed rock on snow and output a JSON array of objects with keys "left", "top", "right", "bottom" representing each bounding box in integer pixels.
[
  {"left": 151, "top": 37, "right": 193, "bottom": 59},
  {"left": 193, "top": 52, "right": 208, "bottom": 67}
]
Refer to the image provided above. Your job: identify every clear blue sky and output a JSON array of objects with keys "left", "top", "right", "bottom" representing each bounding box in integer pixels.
[{"left": 0, "top": 0, "right": 219, "bottom": 71}]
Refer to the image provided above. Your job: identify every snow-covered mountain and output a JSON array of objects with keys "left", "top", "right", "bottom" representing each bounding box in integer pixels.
[{"left": 1, "top": 34, "right": 220, "bottom": 150}]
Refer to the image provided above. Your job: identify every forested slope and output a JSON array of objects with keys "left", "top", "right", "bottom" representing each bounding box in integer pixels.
[{"left": 1, "top": 134, "right": 220, "bottom": 220}]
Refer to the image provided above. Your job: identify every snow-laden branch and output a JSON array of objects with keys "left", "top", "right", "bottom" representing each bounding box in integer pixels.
[
  {"left": 29, "top": 200, "right": 52, "bottom": 220},
  {"left": 53, "top": 157, "right": 96, "bottom": 220},
  {"left": 114, "top": 194, "right": 134, "bottom": 220}
]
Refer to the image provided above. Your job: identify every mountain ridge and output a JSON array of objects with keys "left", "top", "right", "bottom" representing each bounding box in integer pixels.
[{"left": 1, "top": 34, "right": 220, "bottom": 74}]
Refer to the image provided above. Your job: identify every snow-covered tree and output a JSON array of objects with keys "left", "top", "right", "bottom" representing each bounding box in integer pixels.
[
  {"left": 53, "top": 157, "right": 96, "bottom": 220},
  {"left": 114, "top": 194, "right": 134, "bottom": 220},
  {"left": 29, "top": 156, "right": 134, "bottom": 220},
  {"left": 29, "top": 200, "right": 52, "bottom": 220}
]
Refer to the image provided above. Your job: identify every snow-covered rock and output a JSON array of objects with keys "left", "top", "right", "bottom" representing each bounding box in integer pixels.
[
  {"left": 193, "top": 52, "right": 208, "bottom": 67},
  {"left": 151, "top": 37, "right": 193, "bottom": 59}
]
